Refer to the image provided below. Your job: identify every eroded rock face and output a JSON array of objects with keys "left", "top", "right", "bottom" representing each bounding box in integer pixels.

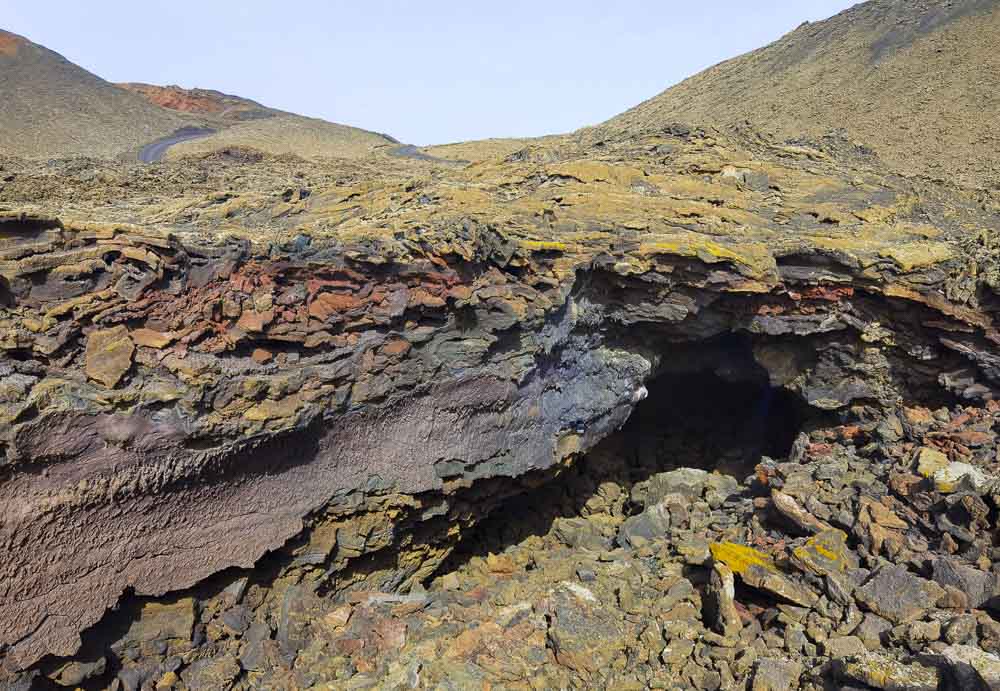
[
  {"left": 1, "top": 123, "right": 1000, "bottom": 685},
  {"left": 76, "top": 394, "right": 997, "bottom": 689}
]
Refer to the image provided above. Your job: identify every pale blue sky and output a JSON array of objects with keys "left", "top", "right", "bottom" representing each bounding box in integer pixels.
[{"left": 4, "top": 1, "right": 858, "bottom": 145}]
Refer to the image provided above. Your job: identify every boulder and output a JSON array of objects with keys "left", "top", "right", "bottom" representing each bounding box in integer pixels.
[
  {"left": 711, "top": 543, "right": 818, "bottom": 608},
  {"left": 752, "top": 658, "right": 802, "bottom": 691},
  {"left": 181, "top": 655, "right": 240, "bottom": 691},
  {"left": 553, "top": 517, "right": 611, "bottom": 551},
  {"left": 705, "top": 562, "right": 742, "bottom": 638},
  {"left": 934, "top": 463, "right": 990, "bottom": 494},
  {"left": 772, "top": 490, "right": 832, "bottom": 534},
  {"left": 822, "top": 636, "right": 867, "bottom": 659},
  {"left": 855, "top": 566, "right": 945, "bottom": 624},
  {"left": 631, "top": 468, "right": 708, "bottom": 507},
  {"left": 544, "top": 584, "right": 626, "bottom": 675},
  {"left": 792, "top": 529, "right": 853, "bottom": 578},
  {"left": 938, "top": 644, "right": 1000, "bottom": 689},
  {"left": 618, "top": 501, "right": 672, "bottom": 549},
  {"left": 931, "top": 558, "right": 997, "bottom": 610},
  {"left": 914, "top": 447, "right": 949, "bottom": 479},
  {"left": 115, "top": 598, "right": 196, "bottom": 648},
  {"left": 853, "top": 613, "right": 892, "bottom": 651}
]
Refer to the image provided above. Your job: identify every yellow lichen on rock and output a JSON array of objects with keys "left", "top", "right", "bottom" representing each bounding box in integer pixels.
[
  {"left": 792, "top": 529, "right": 851, "bottom": 578},
  {"left": 915, "top": 447, "right": 949, "bottom": 479},
  {"left": 547, "top": 160, "right": 645, "bottom": 186},
  {"left": 878, "top": 242, "right": 955, "bottom": 271},
  {"left": 709, "top": 542, "right": 775, "bottom": 574}
]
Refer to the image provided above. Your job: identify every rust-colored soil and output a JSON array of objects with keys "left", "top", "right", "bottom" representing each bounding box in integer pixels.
[
  {"left": 118, "top": 83, "right": 225, "bottom": 114},
  {"left": 0, "top": 30, "right": 23, "bottom": 57}
]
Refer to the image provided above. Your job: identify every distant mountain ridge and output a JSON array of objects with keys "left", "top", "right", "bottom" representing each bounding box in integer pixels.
[
  {"left": 0, "top": 29, "right": 396, "bottom": 161},
  {"left": 7, "top": 0, "right": 1000, "bottom": 175},
  {"left": 603, "top": 0, "right": 1000, "bottom": 189}
]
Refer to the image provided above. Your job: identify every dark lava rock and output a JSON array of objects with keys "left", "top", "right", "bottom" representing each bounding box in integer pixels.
[{"left": 855, "top": 565, "right": 946, "bottom": 624}]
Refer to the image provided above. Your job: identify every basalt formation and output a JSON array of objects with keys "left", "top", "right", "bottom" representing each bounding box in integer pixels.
[{"left": 3, "top": 116, "right": 1000, "bottom": 689}]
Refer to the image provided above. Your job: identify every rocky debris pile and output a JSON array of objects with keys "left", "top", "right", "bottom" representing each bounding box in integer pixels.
[
  {"left": 19, "top": 400, "right": 1000, "bottom": 689},
  {"left": 332, "top": 402, "right": 1000, "bottom": 690}
]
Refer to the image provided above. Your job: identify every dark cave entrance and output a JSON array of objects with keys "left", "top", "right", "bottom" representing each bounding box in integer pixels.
[
  {"left": 435, "top": 335, "right": 817, "bottom": 571},
  {"left": 603, "top": 368, "right": 809, "bottom": 481}
]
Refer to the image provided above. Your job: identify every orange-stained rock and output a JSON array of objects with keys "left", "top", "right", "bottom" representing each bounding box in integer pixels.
[
  {"left": 117, "top": 83, "right": 225, "bottom": 114},
  {"left": 132, "top": 328, "right": 176, "bottom": 349},
  {"left": 380, "top": 339, "right": 411, "bottom": 357},
  {"left": 408, "top": 288, "right": 446, "bottom": 308},
  {"left": 309, "top": 292, "right": 363, "bottom": 320},
  {"left": 236, "top": 309, "right": 274, "bottom": 332},
  {"left": 85, "top": 326, "right": 135, "bottom": 388},
  {"left": 251, "top": 348, "right": 273, "bottom": 364}
]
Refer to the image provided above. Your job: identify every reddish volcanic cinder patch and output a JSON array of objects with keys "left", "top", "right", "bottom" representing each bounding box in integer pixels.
[
  {"left": 118, "top": 83, "right": 225, "bottom": 114},
  {"left": 0, "top": 31, "right": 25, "bottom": 57}
]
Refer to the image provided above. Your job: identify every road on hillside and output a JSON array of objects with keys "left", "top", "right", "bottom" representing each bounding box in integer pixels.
[
  {"left": 388, "top": 144, "right": 466, "bottom": 166},
  {"left": 138, "top": 127, "right": 216, "bottom": 163}
]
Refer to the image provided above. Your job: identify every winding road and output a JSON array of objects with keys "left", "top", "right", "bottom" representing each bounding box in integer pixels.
[
  {"left": 138, "top": 127, "right": 216, "bottom": 163},
  {"left": 389, "top": 144, "right": 467, "bottom": 166},
  {"left": 140, "top": 131, "right": 464, "bottom": 166}
]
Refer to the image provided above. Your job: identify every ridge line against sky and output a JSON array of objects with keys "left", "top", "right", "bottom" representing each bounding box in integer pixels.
[{"left": 5, "top": 0, "right": 858, "bottom": 145}]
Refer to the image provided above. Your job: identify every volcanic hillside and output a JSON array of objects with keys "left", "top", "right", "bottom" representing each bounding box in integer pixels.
[
  {"left": 117, "top": 83, "right": 277, "bottom": 121},
  {"left": 121, "top": 83, "right": 398, "bottom": 160},
  {"left": 0, "top": 29, "right": 190, "bottom": 159},
  {"left": 605, "top": 0, "right": 1000, "bottom": 189},
  {"left": 0, "top": 32, "right": 397, "bottom": 161}
]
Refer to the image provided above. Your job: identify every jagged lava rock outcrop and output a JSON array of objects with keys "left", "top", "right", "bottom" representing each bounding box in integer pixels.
[{"left": 1, "top": 124, "right": 999, "bottom": 679}]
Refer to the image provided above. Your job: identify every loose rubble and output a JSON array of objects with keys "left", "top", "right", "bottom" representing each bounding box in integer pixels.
[{"left": 19, "top": 390, "right": 1000, "bottom": 689}]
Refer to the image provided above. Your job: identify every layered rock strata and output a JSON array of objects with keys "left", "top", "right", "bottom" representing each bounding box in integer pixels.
[{"left": 1, "top": 125, "right": 999, "bottom": 686}]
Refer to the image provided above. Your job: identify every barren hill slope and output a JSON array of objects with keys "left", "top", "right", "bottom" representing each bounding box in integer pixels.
[
  {"left": 604, "top": 0, "right": 1000, "bottom": 189},
  {"left": 117, "top": 83, "right": 276, "bottom": 121},
  {"left": 122, "top": 82, "right": 398, "bottom": 160},
  {"left": 163, "top": 114, "right": 397, "bottom": 161},
  {"left": 0, "top": 29, "right": 191, "bottom": 159},
  {"left": 0, "top": 31, "right": 396, "bottom": 162}
]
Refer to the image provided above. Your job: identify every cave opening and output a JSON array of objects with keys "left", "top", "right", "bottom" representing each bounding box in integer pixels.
[
  {"left": 600, "top": 367, "right": 808, "bottom": 482},
  {"left": 434, "top": 335, "right": 819, "bottom": 574}
]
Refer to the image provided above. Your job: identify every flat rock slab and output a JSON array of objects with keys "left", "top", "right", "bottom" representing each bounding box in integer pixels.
[{"left": 855, "top": 565, "right": 945, "bottom": 624}]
